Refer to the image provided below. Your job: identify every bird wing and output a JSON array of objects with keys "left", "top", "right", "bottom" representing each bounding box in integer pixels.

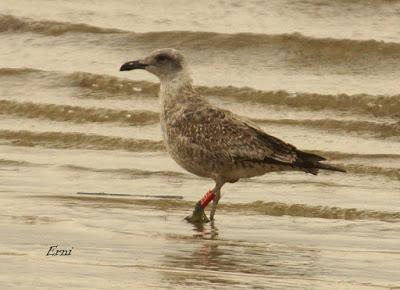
[{"left": 169, "top": 105, "right": 299, "bottom": 165}]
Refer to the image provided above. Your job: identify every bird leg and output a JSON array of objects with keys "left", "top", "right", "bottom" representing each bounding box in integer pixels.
[
  {"left": 185, "top": 183, "right": 223, "bottom": 224},
  {"left": 209, "top": 189, "right": 221, "bottom": 221},
  {"left": 184, "top": 189, "right": 215, "bottom": 223}
]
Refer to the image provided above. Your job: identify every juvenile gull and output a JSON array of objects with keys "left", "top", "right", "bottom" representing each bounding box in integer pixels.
[{"left": 120, "top": 48, "right": 346, "bottom": 223}]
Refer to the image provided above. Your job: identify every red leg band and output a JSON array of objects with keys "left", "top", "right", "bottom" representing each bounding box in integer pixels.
[{"left": 199, "top": 190, "right": 215, "bottom": 209}]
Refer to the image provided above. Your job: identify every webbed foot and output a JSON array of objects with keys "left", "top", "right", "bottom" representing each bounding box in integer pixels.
[{"left": 184, "top": 202, "right": 210, "bottom": 224}]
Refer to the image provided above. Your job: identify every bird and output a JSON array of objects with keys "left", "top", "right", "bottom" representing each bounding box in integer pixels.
[{"left": 120, "top": 48, "right": 346, "bottom": 223}]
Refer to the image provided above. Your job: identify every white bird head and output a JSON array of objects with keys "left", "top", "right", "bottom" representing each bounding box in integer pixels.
[{"left": 120, "top": 48, "right": 188, "bottom": 82}]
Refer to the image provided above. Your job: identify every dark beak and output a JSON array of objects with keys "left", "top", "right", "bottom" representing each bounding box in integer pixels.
[{"left": 119, "top": 60, "right": 147, "bottom": 71}]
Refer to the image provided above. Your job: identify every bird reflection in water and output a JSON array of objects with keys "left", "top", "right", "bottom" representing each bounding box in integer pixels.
[
  {"left": 161, "top": 220, "right": 318, "bottom": 288},
  {"left": 191, "top": 220, "right": 219, "bottom": 240}
]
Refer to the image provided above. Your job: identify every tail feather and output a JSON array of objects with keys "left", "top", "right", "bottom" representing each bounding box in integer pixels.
[
  {"left": 315, "top": 162, "right": 346, "bottom": 173},
  {"left": 297, "top": 150, "right": 326, "bottom": 162},
  {"left": 296, "top": 150, "right": 346, "bottom": 174}
]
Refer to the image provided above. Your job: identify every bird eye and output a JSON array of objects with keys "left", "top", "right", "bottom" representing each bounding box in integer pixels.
[{"left": 156, "top": 54, "right": 169, "bottom": 62}]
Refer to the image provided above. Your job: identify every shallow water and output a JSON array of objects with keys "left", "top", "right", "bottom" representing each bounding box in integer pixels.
[{"left": 0, "top": 1, "right": 399, "bottom": 289}]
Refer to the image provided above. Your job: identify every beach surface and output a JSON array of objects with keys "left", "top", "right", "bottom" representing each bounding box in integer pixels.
[{"left": 0, "top": 0, "right": 400, "bottom": 289}]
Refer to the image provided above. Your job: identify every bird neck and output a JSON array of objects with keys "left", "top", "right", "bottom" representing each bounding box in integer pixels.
[{"left": 159, "top": 70, "right": 197, "bottom": 106}]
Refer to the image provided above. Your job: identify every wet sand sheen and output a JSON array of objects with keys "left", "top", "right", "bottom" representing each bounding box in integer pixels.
[{"left": 1, "top": 191, "right": 400, "bottom": 289}]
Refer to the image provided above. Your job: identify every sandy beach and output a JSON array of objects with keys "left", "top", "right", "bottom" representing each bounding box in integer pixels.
[{"left": 0, "top": 0, "right": 400, "bottom": 289}]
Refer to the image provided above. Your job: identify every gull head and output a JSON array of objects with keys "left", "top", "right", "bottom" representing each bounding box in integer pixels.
[{"left": 120, "top": 48, "right": 188, "bottom": 82}]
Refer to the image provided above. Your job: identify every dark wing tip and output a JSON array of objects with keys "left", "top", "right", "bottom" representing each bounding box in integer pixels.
[{"left": 297, "top": 150, "right": 326, "bottom": 162}]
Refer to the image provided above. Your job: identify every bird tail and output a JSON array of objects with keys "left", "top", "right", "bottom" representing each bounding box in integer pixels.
[
  {"left": 315, "top": 162, "right": 346, "bottom": 173},
  {"left": 296, "top": 150, "right": 346, "bottom": 175}
]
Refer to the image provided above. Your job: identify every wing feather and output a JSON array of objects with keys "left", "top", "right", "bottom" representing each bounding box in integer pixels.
[{"left": 169, "top": 106, "right": 298, "bottom": 166}]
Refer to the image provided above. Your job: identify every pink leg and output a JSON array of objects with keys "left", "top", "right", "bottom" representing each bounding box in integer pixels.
[
  {"left": 184, "top": 189, "right": 215, "bottom": 223},
  {"left": 199, "top": 189, "right": 215, "bottom": 209},
  {"left": 185, "top": 182, "right": 224, "bottom": 223}
]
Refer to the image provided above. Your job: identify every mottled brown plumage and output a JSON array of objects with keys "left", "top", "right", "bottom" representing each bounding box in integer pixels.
[{"left": 120, "top": 48, "right": 345, "bottom": 223}]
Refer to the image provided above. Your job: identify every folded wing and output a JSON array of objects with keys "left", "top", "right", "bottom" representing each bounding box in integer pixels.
[{"left": 170, "top": 106, "right": 302, "bottom": 166}]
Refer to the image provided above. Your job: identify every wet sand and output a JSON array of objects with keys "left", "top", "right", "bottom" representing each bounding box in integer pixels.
[{"left": 1, "top": 0, "right": 400, "bottom": 289}]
